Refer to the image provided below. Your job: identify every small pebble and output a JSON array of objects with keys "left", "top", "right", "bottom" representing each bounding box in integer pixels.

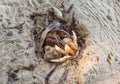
[
  {"left": 7, "top": 31, "right": 13, "bottom": 36},
  {"left": 52, "top": 7, "right": 63, "bottom": 20},
  {"left": 53, "top": 21, "right": 61, "bottom": 29},
  {"left": 18, "top": 28, "right": 24, "bottom": 34},
  {"left": 8, "top": 76, "right": 12, "bottom": 84},
  {"left": 0, "top": 18, "right": 2, "bottom": 22},
  {"left": 28, "top": 64, "right": 35, "bottom": 71},
  {"left": 39, "top": 0, "right": 44, "bottom": 3}
]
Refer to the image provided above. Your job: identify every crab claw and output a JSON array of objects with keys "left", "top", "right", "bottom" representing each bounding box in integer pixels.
[
  {"left": 63, "top": 38, "right": 78, "bottom": 50},
  {"left": 55, "top": 44, "right": 75, "bottom": 56},
  {"left": 68, "top": 42, "right": 78, "bottom": 52},
  {"left": 64, "top": 44, "right": 75, "bottom": 56},
  {"left": 63, "top": 32, "right": 78, "bottom": 54},
  {"left": 55, "top": 45, "right": 67, "bottom": 55}
]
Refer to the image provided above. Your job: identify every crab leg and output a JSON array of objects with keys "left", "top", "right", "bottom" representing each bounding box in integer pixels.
[
  {"left": 55, "top": 45, "right": 67, "bottom": 55},
  {"left": 50, "top": 55, "right": 71, "bottom": 62},
  {"left": 64, "top": 44, "right": 75, "bottom": 56},
  {"left": 72, "top": 31, "right": 77, "bottom": 47},
  {"left": 68, "top": 42, "right": 78, "bottom": 51}
]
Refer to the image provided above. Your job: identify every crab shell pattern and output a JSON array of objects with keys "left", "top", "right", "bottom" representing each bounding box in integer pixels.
[{"left": 44, "top": 29, "right": 79, "bottom": 62}]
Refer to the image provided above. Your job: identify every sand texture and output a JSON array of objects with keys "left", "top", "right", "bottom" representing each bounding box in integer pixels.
[{"left": 0, "top": 0, "right": 120, "bottom": 84}]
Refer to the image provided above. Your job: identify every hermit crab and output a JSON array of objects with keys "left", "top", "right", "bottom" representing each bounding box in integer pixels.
[
  {"left": 51, "top": 30, "right": 79, "bottom": 62},
  {"left": 41, "top": 22, "right": 79, "bottom": 62}
]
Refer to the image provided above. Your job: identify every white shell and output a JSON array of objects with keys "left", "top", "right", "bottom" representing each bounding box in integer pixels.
[{"left": 52, "top": 7, "right": 63, "bottom": 20}]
